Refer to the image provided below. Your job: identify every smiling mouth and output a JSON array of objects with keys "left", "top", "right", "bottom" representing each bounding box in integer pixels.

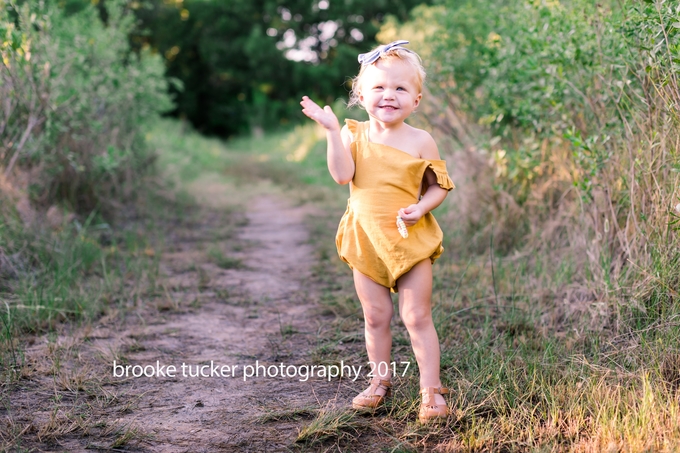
[{"left": 380, "top": 106, "right": 398, "bottom": 110}]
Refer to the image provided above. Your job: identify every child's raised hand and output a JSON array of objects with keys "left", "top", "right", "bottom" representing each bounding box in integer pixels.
[
  {"left": 300, "top": 96, "right": 340, "bottom": 131},
  {"left": 398, "top": 204, "right": 425, "bottom": 227}
]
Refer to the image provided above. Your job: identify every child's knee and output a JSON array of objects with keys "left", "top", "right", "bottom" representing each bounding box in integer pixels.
[
  {"left": 400, "top": 308, "right": 432, "bottom": 331},
  {"left": 363, "top": 306, "right": 393, "bottom": 329}
]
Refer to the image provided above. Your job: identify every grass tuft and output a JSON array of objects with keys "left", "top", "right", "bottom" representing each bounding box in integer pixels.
[
  {"left": 256, "top": 406, "right": 318, "bottom": 423},
  {"left": 296, "top": 406, "right": 363, "bottom": 446},
  {"left": 207, "top": 247, "right": 245, "bottom": 269}
]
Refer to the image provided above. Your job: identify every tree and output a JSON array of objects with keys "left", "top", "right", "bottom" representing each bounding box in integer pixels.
[{"left": 133, "top": 0, "right": 432, "bottom": 137}]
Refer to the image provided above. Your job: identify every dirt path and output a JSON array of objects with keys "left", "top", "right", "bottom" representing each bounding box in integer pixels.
[{"left": 11, "top": 192, "right": 354, "bottom": 452}]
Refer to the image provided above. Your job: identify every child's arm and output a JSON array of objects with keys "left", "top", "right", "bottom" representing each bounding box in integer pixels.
[
  {"left": 300, "top": 96, "right": 355, "bottom": 185},
  {"left": 398, "top": 133, "right": 448, "bottom": 226},
  {"left": 399, "top": 177, "right": 448, "bottom": 227}
]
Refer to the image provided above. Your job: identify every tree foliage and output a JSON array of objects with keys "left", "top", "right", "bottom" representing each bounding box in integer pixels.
[{"left": 133, "top": 0, "right": 431, "bottom": 137}]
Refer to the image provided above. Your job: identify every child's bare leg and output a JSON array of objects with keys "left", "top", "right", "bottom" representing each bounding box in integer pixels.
[
  {"left": 397, "top": 259, "right": 446, "bottom": 405},
  {"left": 353, "top": 269, "right": 393, "bottom": 394}
]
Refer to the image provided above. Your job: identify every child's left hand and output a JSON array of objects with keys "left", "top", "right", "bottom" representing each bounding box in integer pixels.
[{"left": 398, "top": 204, "right": 425, "bottom": 227}]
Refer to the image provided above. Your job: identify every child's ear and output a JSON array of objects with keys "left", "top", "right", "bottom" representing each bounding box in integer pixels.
[{"left": 414, "top": 93, "right": 422, "bottom": 107}]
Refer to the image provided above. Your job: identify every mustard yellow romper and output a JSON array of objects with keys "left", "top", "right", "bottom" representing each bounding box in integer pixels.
[{"left": 336, "top": 119, "right": 455, "bottom": 291}]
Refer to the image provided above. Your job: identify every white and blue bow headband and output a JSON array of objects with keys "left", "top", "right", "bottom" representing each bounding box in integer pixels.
[{"left": 357, "top": 40, "right": 415, "bottom": 66}]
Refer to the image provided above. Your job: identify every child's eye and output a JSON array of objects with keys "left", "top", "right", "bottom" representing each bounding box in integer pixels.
[{"left": 397, "top": 87, "right": 405, "bottom": 91}]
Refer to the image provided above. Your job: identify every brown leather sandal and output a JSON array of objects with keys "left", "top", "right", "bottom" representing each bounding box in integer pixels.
[
  {"left": 352, "top": 378, "right": 392, "bottom": 410},
  {"left": 418, "top": 387, "right": 450, "bottom": 423}
]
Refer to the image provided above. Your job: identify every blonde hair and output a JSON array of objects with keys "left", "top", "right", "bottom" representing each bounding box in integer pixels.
[{"left": 348, "top": 46, "right": 426, "bottom": 109}]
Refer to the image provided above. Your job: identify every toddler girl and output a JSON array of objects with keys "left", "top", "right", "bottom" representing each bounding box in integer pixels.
[{"left": 300, "top": 40, "right": 454, "bottom": 423}]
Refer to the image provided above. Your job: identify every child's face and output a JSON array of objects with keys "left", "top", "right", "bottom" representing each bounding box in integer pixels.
[{"left": 358, "top": 58, "right": 422, "bottom": 127}]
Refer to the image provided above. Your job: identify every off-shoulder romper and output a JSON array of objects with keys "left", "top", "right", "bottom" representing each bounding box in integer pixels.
[{"left": 335, "top": 119, "right": 455, "bottom": 291}]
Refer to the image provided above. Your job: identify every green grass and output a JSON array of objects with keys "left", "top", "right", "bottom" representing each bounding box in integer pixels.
[
  {"left": 296, "top": 232, "right": 680, "bottom": 451},
  {"left": 207, "top": 247, "right": 244, "bottom": 269},
  {"left": 202, "top": 116, "right": 680, "bottom": 451},
  {"left": 148, "top": 117, "right": 341, "bottom": 191},
  {"left": 295, "top": 406, "right": 365, "bottom": 446},
  {"left": 0, "top": 117, "right": 262, "bottom": 374},
  {"left": 4, "top": 111, "right": 680, "bottom": 451},
  {"left": 57, "top": 116, "right": 344, "bottom": 336},
  {"left": 0, "top": 203, "right": 164, "bottom": 372}
]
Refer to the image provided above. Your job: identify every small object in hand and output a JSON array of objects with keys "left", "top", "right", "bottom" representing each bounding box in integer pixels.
[{"left": 396, "top": 216, "right": 408, "bottom": 238}]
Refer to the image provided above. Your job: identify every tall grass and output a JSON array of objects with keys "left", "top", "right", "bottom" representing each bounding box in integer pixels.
[
  {"left": 378, "top": 0, "right": 680, "bottom": 333},
  {"left": 279, "top": 1, "right": 680, "bottom": 450},
  {"left": 0, "top": 194, "right": 164, "bottom": 371}
]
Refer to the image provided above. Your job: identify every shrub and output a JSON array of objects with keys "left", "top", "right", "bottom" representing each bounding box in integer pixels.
[
  {"left": 380, "top": 0, "right": 680, "bottom": 325},
  {"left": 0, "top": 0, "right": 172, "bottom": 215}
]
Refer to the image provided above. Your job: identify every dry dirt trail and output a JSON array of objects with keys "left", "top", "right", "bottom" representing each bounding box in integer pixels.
[
  {"left": 13, "top": 189, "right": 356, "bottom": 452},
  {"left": 107, "top": 194, "right": 337, "bottom": 452}
]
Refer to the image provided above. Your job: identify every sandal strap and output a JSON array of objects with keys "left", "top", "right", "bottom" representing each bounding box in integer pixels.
[
  {"left": 420, "top": 387, "right": 449, "bottom": 395},
  {"left": 370, "top": 378, "right": 392, "bottom": 393}
]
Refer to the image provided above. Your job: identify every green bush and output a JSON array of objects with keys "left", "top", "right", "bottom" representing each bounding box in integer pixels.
[
  {"left": 430, "top": 0, "right": 680, "bottom": 198},
  {"left": 381, "top": 0, "right": 680, "bottom": 319},
  {"left": 0, "top": 0, "right": 172, "bottom": 214}
]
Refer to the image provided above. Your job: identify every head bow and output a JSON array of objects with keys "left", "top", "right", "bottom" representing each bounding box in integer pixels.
[{"left": 357, "top": 40, "right": 413, "bottom": 66}]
